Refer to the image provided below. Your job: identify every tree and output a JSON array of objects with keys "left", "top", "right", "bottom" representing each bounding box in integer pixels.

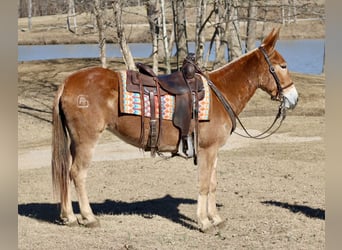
[
  {"left": 94, "top": 0, "right": 106, "bottom": 68},
  {"left": 246, "top": 0, "right": 257, "bottom": 52},
  {"left": 195, "top": 0, "right": 207, "bottom": 68},
  {"left": 212, "top": 0, "right": 227, "bottom": 69},
  {"left": 172, "top": 0, "right": 188, "bottom": 68},
  {"left": 160, "top": 0, "right": 171, "bottom": 74},
  {"left": 292, "top": 0, "right": 297, "bottom": 23},
  {"left": 146, "top": 0, "right": 161, "bottom": 73},
  {"left": 206, "top": 0, "right": 242, "bottom": 69},
  {"left": 28, "top": 0, "right": 32, "bottom": 31},
  {"left": 227, "top": 0, "right": 242, "bottom": 62},
  {"left": 112, "top": 0, "right": 136, "bottom": 70},
  {"left": 67, "top": 0, "right": 77, "bottom": 34}
]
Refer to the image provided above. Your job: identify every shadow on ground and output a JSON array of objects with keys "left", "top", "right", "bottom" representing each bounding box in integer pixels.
[
  {"left": 261, "top": 200, "right": 325, "bottom": 220},
  {"left": 18, "top": 194, "right": 198, "bottom": 230}
]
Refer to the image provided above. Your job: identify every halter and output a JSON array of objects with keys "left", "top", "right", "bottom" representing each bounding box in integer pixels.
[
  {"left": 259, "top": 46, "right": 295, "bottom": 100},
  {"left": 233, "top": 47, "right": 289, "bottom": 139},
  {"left": 186, "top": 48, "right": 290, "bottom": 139}
]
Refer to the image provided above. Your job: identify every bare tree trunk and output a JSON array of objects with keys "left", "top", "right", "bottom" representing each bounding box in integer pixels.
[
  {"left": 322, "top": 44, "right": 325, "bottom": 74},
  {"left": 292, "top": 0, "right": 297, "bottom": 23},
  {"left": 261, "top": 3, "right": 268, "bottom": 35},
  {"left": 67, "top": 0, "right": 77, "bottom": 34},
  {"left": 172, "top": 0, "right": 188, "bottom": 67},
  {"left": 94, "top": 0, "right": 106, "bottom": 68},
  {"left": 227, "top": 0, "right": 242, "bottom": 61},
  {"left": 214, "top": 0, "right": 221, "bottom": 63},
  {"left": 28, "top": 0, "right": 32, "bottom": 31},
  {"left": 246, "top": 0, "right": 257, "bottom": 52},
  {"left": 168, "top": 25, "right": 175, "bottom": 57},
  {"left": 195, "top": 0, "right": 207, "bottom": 68},
  {"left": 282, "top": 0, "right": 287, "bottom": 25},
  {"left": 160, "top": 0, "right": 171, "bottom": 74},
  {"left": 146, "top": 0, "right": 160, "bottom": 73},
  {"left": 287, "top": 0, "right": 291, "bottom": 23},
  {"left": 213, "top": 0, "right": 227, "bottom": 69},
  {"left": 112, "top": 0, "right": 136, "bottom": 70}
]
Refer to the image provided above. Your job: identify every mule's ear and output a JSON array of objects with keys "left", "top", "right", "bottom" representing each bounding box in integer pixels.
[{"left": 261, "top": 27, "right": 280, "bottom": 53}]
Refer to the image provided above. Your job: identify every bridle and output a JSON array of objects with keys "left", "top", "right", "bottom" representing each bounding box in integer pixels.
[
  {"left": 202, "top": 46, "right": 293, "bottom": 139},
  {"left": 258, "top": 46, "right": 294, "bottom": 101},
  {"left": 186, "top": 47, "right": 293, "bottom": 139},
  {"left": 233, "top": 46, "right": 292, "bottom": 139}
]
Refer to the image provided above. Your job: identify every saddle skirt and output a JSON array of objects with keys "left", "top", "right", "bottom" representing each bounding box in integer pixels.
[{"left": 118, "top": 70, "right": 210, "bottom": 121}]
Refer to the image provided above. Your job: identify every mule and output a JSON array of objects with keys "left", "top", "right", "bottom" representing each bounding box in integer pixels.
[{"left": 52, "top": 28, "right": 298, "bottom": 232}]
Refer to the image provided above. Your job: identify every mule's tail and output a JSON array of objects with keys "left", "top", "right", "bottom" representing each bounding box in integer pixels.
[{"left": 51, "top": 83, "right": 70, "bottom": 205}]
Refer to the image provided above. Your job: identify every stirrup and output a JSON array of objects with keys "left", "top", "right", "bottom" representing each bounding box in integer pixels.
[{"left": 177, "top": 136, "right": 194, "bottom": 158}]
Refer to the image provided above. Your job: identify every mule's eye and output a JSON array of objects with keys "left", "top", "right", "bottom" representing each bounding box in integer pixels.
[{"left": 280, "top": 64, "right": 287, "bottom": 69}]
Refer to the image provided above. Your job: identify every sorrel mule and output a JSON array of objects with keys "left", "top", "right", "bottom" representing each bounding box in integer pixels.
[{"left": 52, "top": 28, "right": 298, "bottom": 232}]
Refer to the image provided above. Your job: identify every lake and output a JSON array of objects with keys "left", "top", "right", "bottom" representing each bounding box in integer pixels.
[{"left": 18, "top": 39, "right": 325, "bottom": 75}]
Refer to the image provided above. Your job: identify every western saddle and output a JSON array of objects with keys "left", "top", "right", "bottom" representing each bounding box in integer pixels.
[{"left": 125, "top": 53, "right": 205, "bottom": 162}]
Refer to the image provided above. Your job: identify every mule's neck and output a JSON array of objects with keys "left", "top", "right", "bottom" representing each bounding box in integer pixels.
[{"left": 208, "top": 49, "right": 261, "bottom": 116}]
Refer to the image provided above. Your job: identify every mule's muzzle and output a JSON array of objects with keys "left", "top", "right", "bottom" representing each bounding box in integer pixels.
[{"left": 283, "top": 86, "right": 299, "bottom": 109}]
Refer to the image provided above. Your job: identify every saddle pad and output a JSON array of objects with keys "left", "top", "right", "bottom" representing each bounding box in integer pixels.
[{"left": 119, "top": 70, "right": 210, "bottom": 121}]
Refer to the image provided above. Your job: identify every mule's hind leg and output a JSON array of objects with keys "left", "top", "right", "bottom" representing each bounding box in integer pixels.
[
  {"left": 70, "top": 139, "right": 100, "bottom": 227},
  {"left": 59, "top": 168, "right": 78, "bottom": 226},
  {"left": 56, "top": 141, "right": 78, "bottom": 226}
]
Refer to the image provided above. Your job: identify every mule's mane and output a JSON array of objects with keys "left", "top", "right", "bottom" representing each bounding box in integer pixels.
[
  {"left": 206, "top": 47, "right": 263, "bottom": 116},
  {"left": 209, "top": 47, "right": 258, "bottom": 75}
]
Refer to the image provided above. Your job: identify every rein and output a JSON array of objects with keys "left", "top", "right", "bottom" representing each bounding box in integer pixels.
[{"left": 233, "top": 101, "right": 286, "bottom": 139}]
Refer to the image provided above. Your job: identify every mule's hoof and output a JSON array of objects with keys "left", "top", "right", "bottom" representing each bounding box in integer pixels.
[
  {"left": 78, "top": 217, "right": 101, "bottom": 228},
  {"left": 199, "top": 224, "right": 217, "bottom": 234},
  {"left": 213, "top": 218, "right": 227, "bottom": 230},
  {"left": 58, "top": 218, "right": 79, "bottom": 227},
  {"left": 198, "top": 218, "right": 216, "bottom": 233},
  {"left": 85, "top": 219, "right": 101, "bottom": 228}
]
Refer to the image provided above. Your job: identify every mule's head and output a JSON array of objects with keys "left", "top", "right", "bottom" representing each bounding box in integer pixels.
[{"left": 258, "top": 27, "right": 298, "bottom": 109}]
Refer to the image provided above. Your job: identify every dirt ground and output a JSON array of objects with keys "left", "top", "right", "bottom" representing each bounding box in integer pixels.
[{"left": 18, "top": 55, "right": 325, "bottom": 249}]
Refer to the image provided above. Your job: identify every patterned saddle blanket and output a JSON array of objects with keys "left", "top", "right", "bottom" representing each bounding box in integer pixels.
[{"left": 118, "top": 70, "right": 210, "bottom": 121}]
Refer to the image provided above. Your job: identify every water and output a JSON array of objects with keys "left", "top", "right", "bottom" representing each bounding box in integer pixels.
[{"left": 18, "top": 39, "right": 325, "bottom": 75}]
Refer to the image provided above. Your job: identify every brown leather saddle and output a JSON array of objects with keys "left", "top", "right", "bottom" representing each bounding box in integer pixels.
[
  {"left": 127, "top": 63, "right": 205, "bottom": 98},
  {"left": 124, "top": 60, "right": 205, "bottom": 160}
]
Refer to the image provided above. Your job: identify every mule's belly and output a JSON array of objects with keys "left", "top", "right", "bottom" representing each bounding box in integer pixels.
[{"left": 107, "top": 115, "right": 180, "bottom": 153}]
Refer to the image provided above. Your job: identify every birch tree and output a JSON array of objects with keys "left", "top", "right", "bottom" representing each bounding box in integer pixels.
[
  {"left": 292, "top": 0, "right": 297, "bottom": 23},
  {"left": 28, "top": 0, "right": 32, "bottom": 31},
  {"left": 146, "top": 0, "right": 160, "bottom": 73},
  {"left": 281, "top": 0, "right": 288, "bottom": 24},
  {"left": 172, "top": 0, "right": 188, "bottom": 68},
  {"left": 94, "top": 0, "right": 106, "bottom": 68},
  {"left": 227, "top": 0, "right": 242, "bottom": 61},
  {"left": 207, "top": 0, "right": 242, "bottom": 68},
  {"left": 212, "top": 0, "right": 227, "bottom": 69},
  {"left": 160, "top": 0, "right": 171, "bottom": 74},
  {"left": 67, "top": 0, "right": 77, "bottom": 34},
  {"left": 246, "top": 0, "right": 257, "bottom": 52},
  {"left": 195, "top": 0, "right": 207, "bottom": 68},
  {"left": 112, "top": 0, "right": 136, "bottom": 70}
]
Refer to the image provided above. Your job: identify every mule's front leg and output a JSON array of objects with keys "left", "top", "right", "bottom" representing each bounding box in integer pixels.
[
  {"left": 197, "top": 149, "right": 222, "bottom": 232},
  {"left": 207, "top": 156, "right": 225, "bottom": 228}
]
